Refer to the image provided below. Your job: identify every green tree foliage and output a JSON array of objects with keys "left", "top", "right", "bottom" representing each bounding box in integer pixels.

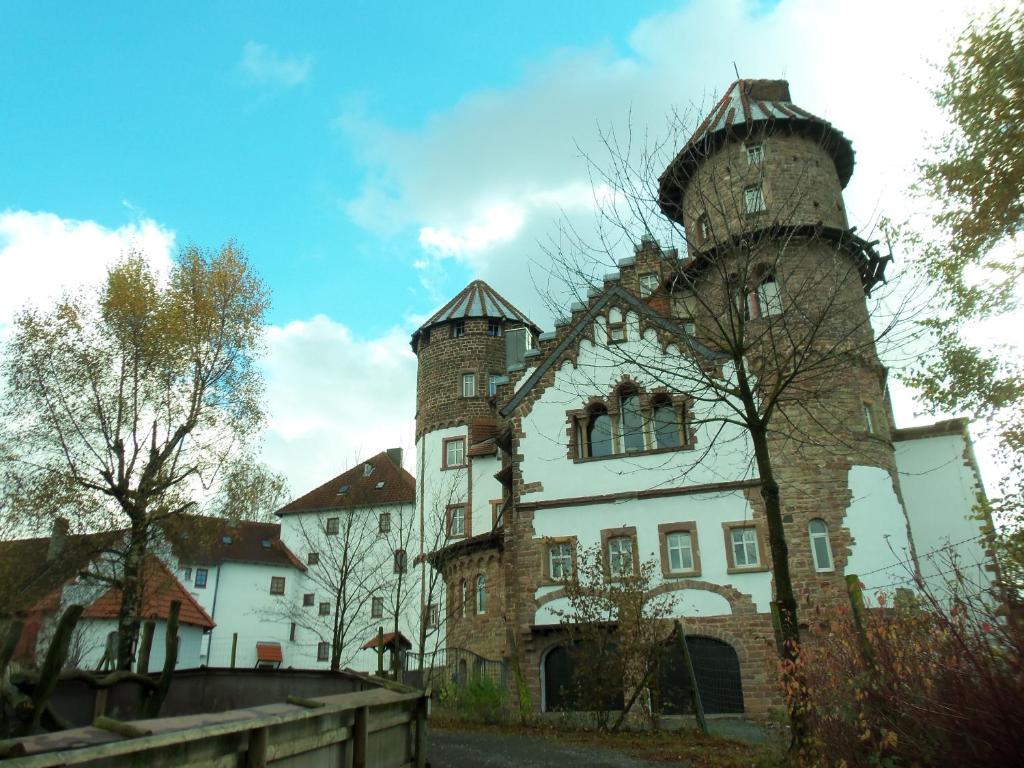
[
  {"left": 905, "top": 7, "right": 1024, "bottom": 590},
  {"left": 0, "top": 242, "right": 271, "bottom": 669}
]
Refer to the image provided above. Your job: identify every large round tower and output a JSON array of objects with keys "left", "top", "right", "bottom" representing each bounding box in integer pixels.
[{"left": 656, "top": 79, "right": 909, "bottom": 599}]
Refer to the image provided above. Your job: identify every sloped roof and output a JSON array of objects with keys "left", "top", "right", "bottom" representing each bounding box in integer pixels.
[
  {"left": 361, "top": 631, "right": 412, "bottom": 650},
  {"left": 0, "top": 530, "right": 120, "bottom": 617},
  {"left": 411, "top": 280, "right": 541, "bottom": 347},
  {"left": 658, "top": 79, "right": 855, "bottom": 221},
  {"left": 163, "top": 517, "right": 306, "bottom": 571},
  {"left": 83, "top": 556, "right": 215, "bottom": 629},
  {"left": 277, "top": 450, "right": 416, "bottom": 515}
]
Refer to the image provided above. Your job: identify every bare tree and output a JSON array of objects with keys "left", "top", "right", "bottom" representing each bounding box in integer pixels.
[
  {"left": 269, "top": 509, "right": 379, "bottom": 671},
  {"left": 537, "top": 93, "right": 922, "bottom": 745},
  {"left": 374, "top": 502, "right": 418, "bottom": 673}
]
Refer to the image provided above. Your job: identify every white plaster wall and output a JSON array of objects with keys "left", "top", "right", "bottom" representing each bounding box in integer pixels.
[
  {"left": 518, "top": 312, "right": 754, "bottom": 504},
  {"left": 471, "top": 453, "right": 502, "bottom": 533},
  {"left": 843, "top": 465, "right": 916, "bottom": 593},
  {"left": 531, "top": 488, "right": 772, "bottom": 625},
  {"left": 896, "top": 434, "right": 991, "bottom": 596},
  {"left": 71, "top": 618, "right": 204, "bottom": 672}
]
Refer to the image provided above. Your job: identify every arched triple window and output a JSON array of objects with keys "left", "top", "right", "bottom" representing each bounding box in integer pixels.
[
  {"left": 808, "top": 518, "right": 834, "bottom": 572},
  {"left": 572, "top": 389, "right": 690, "bottom": 459},
  {"left": 476, "top": 574, "right": 487, "bottom": 614}
]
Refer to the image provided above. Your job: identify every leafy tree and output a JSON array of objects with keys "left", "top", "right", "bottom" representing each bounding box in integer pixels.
[
  {"left": 904, "top": 6, "right": 1024, "bottom": 591},
  {"left": 0, "top": 243, "right": 270, "bottom": 669}
]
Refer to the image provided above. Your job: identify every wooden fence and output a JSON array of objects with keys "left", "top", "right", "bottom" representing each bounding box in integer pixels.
[{"left": 1, "top": 687, "right": 428, "bottom": 767}]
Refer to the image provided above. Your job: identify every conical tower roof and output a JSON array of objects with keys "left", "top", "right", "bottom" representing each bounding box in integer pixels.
[
  {"left": 658, "top": 79, "right": 855, "bottom": 222},
  {"left": 411, "top": 280, "right": 541, "bottom": 347}
]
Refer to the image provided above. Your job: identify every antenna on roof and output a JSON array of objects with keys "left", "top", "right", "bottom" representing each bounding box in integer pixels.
[{"left": 733, "top": 61, "right": 741, "bottom": 80}]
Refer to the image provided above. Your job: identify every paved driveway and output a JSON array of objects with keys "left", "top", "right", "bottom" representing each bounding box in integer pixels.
[{"left": 427, "top": 728, "right": 686, "bottom": 768}]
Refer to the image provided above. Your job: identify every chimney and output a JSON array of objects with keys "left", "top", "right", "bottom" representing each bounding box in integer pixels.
[
  {"left": 47, "top": 517, "right": 69, "bottom": 562},
  {"left": 386, "top": 447, "right": 403, "bottom": 468},
  {"left": 745, "top": 79, "right": 790, "bottom": 102}
]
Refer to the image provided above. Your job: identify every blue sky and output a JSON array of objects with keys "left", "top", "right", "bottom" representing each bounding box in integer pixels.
[{"left": 0, "top": 0, "right": 996, "bottom": 493}]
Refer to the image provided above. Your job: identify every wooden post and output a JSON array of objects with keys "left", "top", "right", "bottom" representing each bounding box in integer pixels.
[
  {"left": 230, "top": 632, "right": 238, "bottom": 669},
  {"left": 245, "top": 726, "right": 268, "bottom": 768},
  {"left": 845, "top": 574, "right": 875, "bottom": 665},
  {"left": 675, "top": 620, "right": 708, "bottom": 735},
  {"left": 136, "top": 620, "right": 155, "bottom": 674},
  {"left": 93, "top": 688, "right": 109, "bottom": 721},
  {"left": 414, "top": 695, "right": 428, "bottom": 768},
  {"left": 376, "top": 626, "right": 385, "bottom": 676},
  {"left": 142, "top": 600, "right": 179, "bottom": 718},
  {"left": 352, "top": 705, "right": 368, "bottom": 768},
  {"left": 19, "top": 604, "right": 83, "bottom": 736}
]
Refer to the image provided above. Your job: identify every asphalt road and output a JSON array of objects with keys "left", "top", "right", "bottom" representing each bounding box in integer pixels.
[{"left": 427, "top": 728, "right": 686, "bottom": 768}]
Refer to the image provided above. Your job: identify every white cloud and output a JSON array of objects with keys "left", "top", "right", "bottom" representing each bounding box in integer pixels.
[
  {"left": 240, "top": 41, "right": 312, "bottom": 87},
  {"left": 0, "top": 210, "right": 175, "bottom": 330},
  {"left": 260, "top": 316, "right": 417, "bottom": 495}
]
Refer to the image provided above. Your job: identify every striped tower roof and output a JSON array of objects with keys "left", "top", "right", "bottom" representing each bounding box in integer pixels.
[
  {"left": 411, "top": 280, "right": 541, "bottom": 347},
  {"left": 658, "top": 79, "right": 855, "bottom": 221}
]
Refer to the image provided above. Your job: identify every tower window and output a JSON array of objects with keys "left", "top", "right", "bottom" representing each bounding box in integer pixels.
[
  {"left": 746, "top": 143, "right": 764, "bottom": 165},
  {"left": 744, "top": 185, "right": 767, "bottom": 213},
  {"left": 443, "top": 437, "right": 466, "bottom": 467},
  {"left": 746, "top": 274, "right": 782, "bottom": 319},
  {"left": 461, "top": 373, "right": 476, "bottom": 397},
  {"left": 488, "top": 373, "right": 501, "bottom": 397},
  {"left": 487, "top": 319, "right": 502, "bottom": 337},
  {"left": 476, "top": 574, "right": 487, "bottom": 614},
  {"left": 452, "top": 320, "right": 465, "bottom": 338},
  {"left": 698, "top": 214, "right": 711, "bottom": 243},
  {"left": 639, "top": 273, "right": 659, "bottom": 298},
  {"left": 809, "top": 519, "right": 834, "bottom": 572},
  {"left": 863, "top": 402, "right": 876, "bottom": 434}
]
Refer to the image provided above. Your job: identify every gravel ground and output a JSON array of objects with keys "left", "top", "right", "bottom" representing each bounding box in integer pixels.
[{"left": 427, "top": 727, "right": 688, "bottom": 768}]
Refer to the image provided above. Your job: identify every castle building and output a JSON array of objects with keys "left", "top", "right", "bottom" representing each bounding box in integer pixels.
[{"left": 413, "top": 79, "right": 992, "bottom": 715}]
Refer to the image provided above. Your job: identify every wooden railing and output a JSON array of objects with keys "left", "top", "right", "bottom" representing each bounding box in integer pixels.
[{"left": 1, "top": 687, "right": 429, "bottom": 767}]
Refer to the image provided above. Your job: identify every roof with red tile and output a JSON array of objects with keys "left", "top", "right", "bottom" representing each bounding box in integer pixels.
[
  {"left": 82, "top": 556, "right": 215, "bottom": 629},
  {"left": 361, "top": 631, "right": 412, "bottom": 650},
  {"left": 277, "top": 450, "right": 416, "bottom": 515},
  {"left": 163, "top": 516, "right": 306, "bottom": 571},
  {"left": 256, "top": 641, "right": 283, "bottom": 663}
]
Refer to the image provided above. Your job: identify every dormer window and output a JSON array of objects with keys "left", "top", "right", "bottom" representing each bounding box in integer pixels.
[
  {"left": 639, "top": 273, "right": 659, "bottom": 298},
  {"left": 452, "top": 320, "right": 465, "bottom": 338},
  {"left": 487, "top": 319, "right": 502, "bottom": 337},
  {"left": 607, "top": 308, "right": 626, "bottom": 343},
  {"left": 363, "top": 463, "right": 374, "bottom": 477},
  {"left": 221, "top": 535, "right": 233, "bottom": 545},
  {"left": 337, "top": 484, "right": 349, "bottom": 495},
  {"left": 375, "top": 481, "right": 385, "bottom": 490},
  {"left": 746, "top": 143, "right": 764, "bottom": 165}
]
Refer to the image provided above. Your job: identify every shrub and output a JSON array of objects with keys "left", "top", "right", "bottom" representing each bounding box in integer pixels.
[{"left": 440, "top": 676, "right": 507, "bottom": 723}]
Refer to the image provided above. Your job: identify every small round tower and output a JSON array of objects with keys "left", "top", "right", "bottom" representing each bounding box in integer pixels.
[{"left": 412, "top": 280, "right": 541, "bottom": 441}]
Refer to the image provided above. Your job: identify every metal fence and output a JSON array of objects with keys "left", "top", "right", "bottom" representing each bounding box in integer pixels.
[{"left": 404, "top": 646, "right": 507, "bottom": 692}]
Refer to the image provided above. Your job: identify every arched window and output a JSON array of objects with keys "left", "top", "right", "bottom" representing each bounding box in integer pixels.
[
  {"left": 460, "top": 579, "right": 467, "bottom": 617},
  {"left": 476, "top": 574, "right": 487, "bottom": 614},
  {"left": 808, "top": 519, "right": 834, "bottom": 572},
  {"left": 583, "top": 404, "right": 613, "bottom": 458},
  {"left": 652, "top": 395, "right": 682, "bottom": 449},
  {"left": 619, "top": 392, "right": 645, "bottom": 453}
]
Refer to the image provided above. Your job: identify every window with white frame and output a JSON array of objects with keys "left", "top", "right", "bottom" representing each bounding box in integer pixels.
[
  {"left": 607, "top": 536, "right": 634, "bottom": 577},
  {"left": 744, "top": 185, "right": 767, "bottom": 213},
  {"left": 666, "top": 531, "right": 695, "bottom": 573},
  {"left": 449, "top": 505, "right": 466, "bottom": 537},
  {"left": 461, "top": 373, "right": 476, "bottom": 397},
  {"left": 746, "top": 143, "right": 764, "bottom": 165},
  {"left": 639, "top": 273, "right": 659, "bottom": 298},
  {"left": 451, "top": 320, "right": 465, "bottom": 338},
  {"left": 863, "top": 403, "right": 875, "bottom": 434},
  {"left": 427, "top": 603, "right": 440, "bottom": 628},
  {"left": 808, "top": 518, "right": 834, "bottom": 572},
  {"left": 548, "top": 542, "right": 573, "bottom": 580},
  {"left": 731, "top": 527, "right": 760, "bottom": 568},
  {"left": 476, "top": 574, "right": 487, "bottom": 614},
  {"left": 607, "top": 307, "right": 626, "bottom": 343},
  {"left": 444, "top": 437, "right": 465, "bottom": 467},
  {"left": 488, "top": 373, "right": 501, "bottom": 397}
]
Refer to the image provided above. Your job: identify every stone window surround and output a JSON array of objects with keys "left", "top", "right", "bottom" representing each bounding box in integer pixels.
[
  {"left": 442, "top": 436, "right": 467, "bottom": 469},
  {"left": 657, "top": 521, "right": 701, "bottom": 578},
  {"left": 447, "top": 503, "right": 470, "bottom": 539},
  {"left": 599, "top": 525, "right": 640, "bottom": 581},
  {"left": 540, "top": 536, "right": 577, "bottom": 584},
  {"left": 567, "top": 386, "right": 695, "bottom": 462},
  {"left": 721, "top": 520, "right": 769, "bottom": 574}
]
